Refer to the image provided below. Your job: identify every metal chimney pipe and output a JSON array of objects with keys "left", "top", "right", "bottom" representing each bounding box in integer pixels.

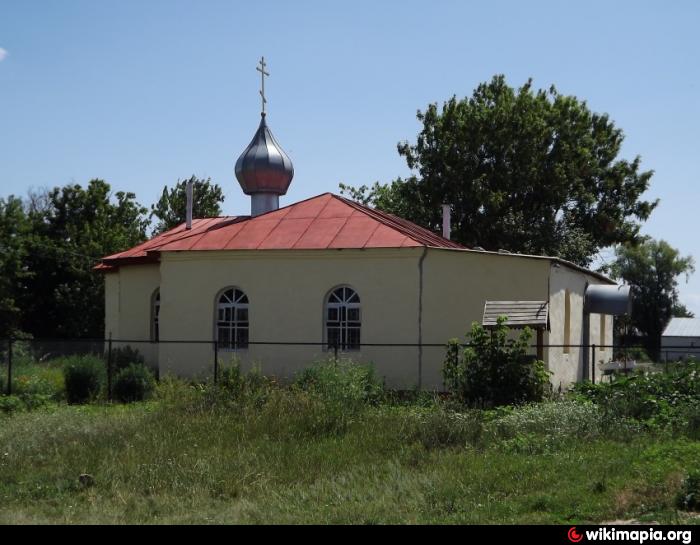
[
  {"left": 442, "top": 204, "right": 451, "bottom": 240},
  {"left": 185, "top": 180, "right": 193, "bottom": 230}
]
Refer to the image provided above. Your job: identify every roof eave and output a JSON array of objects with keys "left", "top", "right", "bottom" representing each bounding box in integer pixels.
[{"left": 427, "top": 246, "right": 617, "bottom": 285}]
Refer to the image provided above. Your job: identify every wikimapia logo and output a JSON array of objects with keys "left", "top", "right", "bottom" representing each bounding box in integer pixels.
[
  {"left": 569, "top": 528, "right": 584, "bottom": 543},
  {"left": 567, "top": 526, "right": 693, "bottom": 544}
]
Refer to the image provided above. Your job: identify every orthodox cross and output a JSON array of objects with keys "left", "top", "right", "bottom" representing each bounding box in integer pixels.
[{"left": 257, "top": 56, "right": 270, "bottom": 115}]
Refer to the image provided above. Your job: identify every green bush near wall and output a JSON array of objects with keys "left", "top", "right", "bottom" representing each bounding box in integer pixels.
[
  {"left": 443, "top": 317, "right": 551, "bottom": 408},
  {"left": 63, "top": 356, "right": 105, "bottom": 404},
  {"left": 110, "top": 346, "right": 146, "bottom": 372},
  {"left": 113, "top": 363, "right": 155, "bottom": 403}
]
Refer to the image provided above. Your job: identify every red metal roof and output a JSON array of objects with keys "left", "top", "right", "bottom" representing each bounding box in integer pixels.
[{"left": 97, "top": 193, "right": 464, "bottom": 269}]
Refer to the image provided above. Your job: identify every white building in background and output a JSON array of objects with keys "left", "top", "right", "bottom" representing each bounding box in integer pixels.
[{"left": 661, "top": 318, "right": 700, "bottom": 361}]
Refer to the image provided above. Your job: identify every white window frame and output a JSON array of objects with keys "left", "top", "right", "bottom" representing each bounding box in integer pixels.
[
  {"left": 215, "top": 287, "right": 249, "bottom": 351},
  {"left": 325, "top": 286, "right": 361, "bottom": 351}
]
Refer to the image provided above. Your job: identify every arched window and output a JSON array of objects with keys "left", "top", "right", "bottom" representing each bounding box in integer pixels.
[
  {"left": 325, "top": 286, "right": 361, "bottom": 351},
  {"left": 216, "top": 288, "right": 249, "bottom": 350},
  {"left": 151, "top": 289, "right": 160, "bottom": 342}
]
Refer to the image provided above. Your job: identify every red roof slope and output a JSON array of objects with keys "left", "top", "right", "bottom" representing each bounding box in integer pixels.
[{"left": 98, "top": 193, "right": 463, "bottom": 269}]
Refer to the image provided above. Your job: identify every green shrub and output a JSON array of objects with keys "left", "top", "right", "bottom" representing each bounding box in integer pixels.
[
  {"left": 0, "top": 362, "right": 64, "bottom": 400},
  {"left": 111, "top": 345, "right": 145, "bottom": 372},
  {"left": 571, "top": 359, "right": 700, "bottom": 434},
  {"left": 484, "top": 401, "right": 602, "bottom": 439},
  {"left": 676, "top": 470, "right": 700, "bottom": 511},
  {"left": 63, "top": 356, "right": 105, "bottom": 404},
  {"left": 216, "top": 361, "right": 246, "bottom": 398},
  {"left": 0, "top": 392, "right": 53, "bottom": 413},
  {"left": 0, "top": 361, "right": 63, "bottom": 412},
  {"left": 443, "top": 317, "right": 551, "bottom": 408},
  {"left": 24, "top": 393, "right": 53, "bottom": 411},
  {"left": 0, "top": 395, "right": 23, "bottom": 414},
  {"left": 113, "top": 363, "right": 155, "bottom": 403},
  {"left": 217, "top": 362, "right": 271, "bottom": 405},
  {"left": 295, "top": 359, "right": 384, "bottom": 408},
  {"left": 11, "top": 366, "right": 64, "bottom": 400},
  {"left": 482, "top": 401, "right": 638, "bottom": 444},
  {"left": 283, "top": 360, "right": 384, "bottom": 437}
]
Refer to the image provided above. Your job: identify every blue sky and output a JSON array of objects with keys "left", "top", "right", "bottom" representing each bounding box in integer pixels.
[{"left": 1, "top": 1, "right": 699, "bottom": 312}]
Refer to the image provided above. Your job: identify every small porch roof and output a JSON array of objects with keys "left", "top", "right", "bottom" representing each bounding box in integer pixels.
[{"left": 482, "top": 300, "right": 549, "bottom": 329}]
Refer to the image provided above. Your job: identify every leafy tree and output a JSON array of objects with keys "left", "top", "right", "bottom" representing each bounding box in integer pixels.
[
  {"left": 672, "top": 303, "right": 694, "bottom": 319},
  {"left": 605, "top": 238, "right": 694, "bottom": 360},
  {"left": 0, "top": 196, "right": 31, "bottom": 338},
  {"left": 150, "top": 175, "right": 225, "bottom": 234},
  {"left": 341, "top": 75, "right": 656, "bottom": 266},
  {"left": 21, "top": 180, "right": 149, "bottom": 338}
]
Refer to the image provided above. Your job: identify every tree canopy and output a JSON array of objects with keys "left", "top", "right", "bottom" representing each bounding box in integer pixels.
[
  {"left": 0, "top": 175, "right": 230, "bottom": 339},
  {"left": 5, "top": 180, "right": 149, "bottom": 339},
  {"left": 605, "top": 238, "right": 695, "bottom": 360},
  {"left": 0, "top": 196, "right": 31, "bottom": 338},
  {"left": 0, "top": 176, "right": 230, "bottom": 339},
  {"left": 341, "top": 75, "right": 657, "bottom": 266},
  {"left": 150, "top": 176, "right": 225, "bottom": 234}
]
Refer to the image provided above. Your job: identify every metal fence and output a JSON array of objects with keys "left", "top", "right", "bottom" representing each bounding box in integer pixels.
[{"left": 0, "top": 337, "right": 697, "bottom": 397}]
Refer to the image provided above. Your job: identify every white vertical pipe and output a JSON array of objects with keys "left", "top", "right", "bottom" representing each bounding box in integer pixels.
[
  {"left": 185, "top": 180, "right": 193, "bottom": 230},
  {"left": 442, "top": 204, "right": 451, "bottom": 240}
]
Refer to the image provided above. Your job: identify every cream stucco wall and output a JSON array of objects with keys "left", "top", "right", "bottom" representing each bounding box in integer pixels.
[
  {"left": 158, "top": 248, "right": 424, "bottom": 388},
  {"left": 104, "top": 272, "right": 120, "bottom": 340},
  {"left": 419, "top": 249, "right": 551, "bottom": 388},
  {"left": 106, "top": 264, "right": 160, "bottom": 368},
  {"left": 156, "top": 248, "right": 571, "bottom": 389},
  {"left": 547, "top": 263, "right": 614, "bottom": 388},
  {"left": 103, "top": 247, "right": 616, "bottom": 390}
]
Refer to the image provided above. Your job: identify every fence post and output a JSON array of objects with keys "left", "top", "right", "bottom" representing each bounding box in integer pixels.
[
  {"left": 333, "top": 343, "right": 339, "bottom": 362},
  {"left": 6, "top": 338, "right": 12, "bottom": 396},
  {"left": 107, "top": 334, "right": 113, "bottom": 401},
  {"left": 418, "top": 345, "right": 422, "bottom": 391},
  {"left": 213, "top": 340, "right": 219, "bottom": 384},
  {"left": 591, "top": 344, "right": 596, "bottom": 384}
]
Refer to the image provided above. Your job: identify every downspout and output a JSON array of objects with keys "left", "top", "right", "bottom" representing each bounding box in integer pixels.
[
  {"left": 581, "top": 281, "right": 590, "bottom": 382},
  {"left": 417, "top": 247, "right": 428, "bottom": 390}
]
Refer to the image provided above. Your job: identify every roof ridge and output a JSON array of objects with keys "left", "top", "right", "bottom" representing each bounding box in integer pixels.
[
  {"left": 149, "top": 217, "right": 244, "bottom": 252},
  {"left": 245, "top": 192, "right": 334, "bottom": 220}
]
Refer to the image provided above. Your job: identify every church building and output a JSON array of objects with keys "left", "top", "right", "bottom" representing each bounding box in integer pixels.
[{"left": 97, "top": 59, "right": 624, "bottom": 390}]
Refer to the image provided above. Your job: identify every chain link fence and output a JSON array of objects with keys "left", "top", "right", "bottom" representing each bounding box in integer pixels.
[{"left": 0, "top": 337, "right": 698, "bottom": 397}]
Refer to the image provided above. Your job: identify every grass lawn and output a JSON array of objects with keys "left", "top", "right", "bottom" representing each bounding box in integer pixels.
[{"left": 1, "top": 395, "right": 698, "bottom": 524}]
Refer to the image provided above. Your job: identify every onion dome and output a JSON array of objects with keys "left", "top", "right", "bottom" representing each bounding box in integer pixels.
[
  {"left": 235, "top": 114, "right": 294, "bottom": 196},
  {"left": 235, "top": 57, "right": 294, "bottom": 216}
]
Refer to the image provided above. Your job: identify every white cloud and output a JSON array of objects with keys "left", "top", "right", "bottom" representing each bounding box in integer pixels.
[{"left": 0, "top": 48, "right": 7, "bottom": 62}]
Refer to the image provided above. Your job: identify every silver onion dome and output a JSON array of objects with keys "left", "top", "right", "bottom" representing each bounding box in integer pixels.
[{"left": 235, "top": 113, "right": 294, "bottom": 216}]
